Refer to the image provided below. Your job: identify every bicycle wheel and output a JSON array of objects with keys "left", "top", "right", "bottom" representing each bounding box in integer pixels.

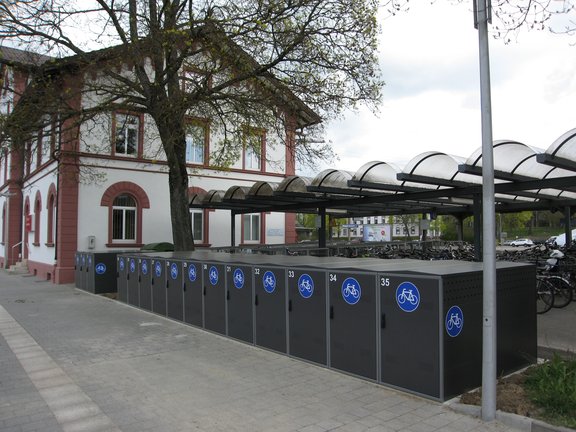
[
  {"left": 546, "top": 276, "right": 574, "bottom": 308},
  {"left": 536, "top": 278, "right": 554, "bottom": 314}
]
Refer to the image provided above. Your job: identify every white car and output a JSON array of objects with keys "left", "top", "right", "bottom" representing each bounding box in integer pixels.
[
  {"left": 509, "top": 238, "right": 534, "bottom": 247},
  {"left": 552, "top": 229, "right": 576, "bottom": 247}
]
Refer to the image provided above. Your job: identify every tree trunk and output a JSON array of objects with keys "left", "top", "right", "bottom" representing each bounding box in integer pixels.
[{"left": 156, "top": 116, "right": 195, "bottom": 251}]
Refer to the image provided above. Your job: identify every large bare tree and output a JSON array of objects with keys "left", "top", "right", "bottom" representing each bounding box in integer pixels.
[{"left": 0, "top": 0, "right": 382, "bottom": 250}]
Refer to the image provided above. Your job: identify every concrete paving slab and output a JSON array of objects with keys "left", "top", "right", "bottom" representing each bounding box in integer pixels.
[{"left": 0, "top": 269, "right": 572, "bottom": 432}]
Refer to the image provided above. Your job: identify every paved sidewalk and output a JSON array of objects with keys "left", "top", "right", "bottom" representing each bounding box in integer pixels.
[{"left": 0, "top": 271, "right": 554, "bottom": 432}]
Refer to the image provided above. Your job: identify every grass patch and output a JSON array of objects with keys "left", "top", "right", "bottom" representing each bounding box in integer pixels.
[{"left": 524, "top": 355, "right": 576, "bottom": 428}]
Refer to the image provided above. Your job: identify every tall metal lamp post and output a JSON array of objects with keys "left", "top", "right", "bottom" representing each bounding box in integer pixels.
[{"left": 474, "top": 0, "right": 497, "bottom": 422}]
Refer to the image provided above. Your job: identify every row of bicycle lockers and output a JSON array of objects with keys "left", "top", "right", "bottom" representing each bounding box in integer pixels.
[{"left": 74, "top": 250, "right": 537, "bottom": 402}]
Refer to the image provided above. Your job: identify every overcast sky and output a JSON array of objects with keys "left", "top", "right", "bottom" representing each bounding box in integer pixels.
[{"left": 307, "top": 1, "right": 576, "bottom": 175}]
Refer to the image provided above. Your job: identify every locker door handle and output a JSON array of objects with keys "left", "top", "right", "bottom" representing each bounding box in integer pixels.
[
  {"left": 255, "top": 294, "right": 259, "bottom": 306},
  {"left": 116, "top": 272, "right": 119, "bottom": 278},
  {"left": 288, "top": 300, "right": 292, "bottom": 312},
  {"left": 381, "top": 314, "right": 386, "bottom": 329},
  {"left": 183, "top": 283, "right": 187, "bottom": 292},
  {"left": 127, "top": 274, "right": 130, "bottom": 281},
  {"left": 138, "top": 275, "right": 141, "bottom": 283},
  {"left": 330, "top": 306, "right": 334, "bottom": 320},
  {"left": 166, "top": 280, "right": 169, "bottom": 289},
  {"left": 203, "top": 286, "right": 206, "bottom": 296},
  {"left": 227, "top": 291, "right": 230, "bottom": 300},
  {"left": 152, "top": 278, "right": 155, "bottom": 286}
]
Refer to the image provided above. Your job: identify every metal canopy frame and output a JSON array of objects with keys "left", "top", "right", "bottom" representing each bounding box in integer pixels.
[{"left": 189, "top": 131, "right": 576, "bottom": 240}]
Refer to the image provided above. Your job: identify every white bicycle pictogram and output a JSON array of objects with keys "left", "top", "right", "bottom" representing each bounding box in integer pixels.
[
  {"left": 447, "top": 313, "right": 462, "bottom": 330},
  {"left": 264, "top": 274, "right": 275, "bottom": 289},
  {"left": 234, "top": 270, "right": 244, "bottom": 285},
  {"left": 210, "top": 269, "right": 218, "bottom": 282},
  {"left": 397, "top": 288, "right": 418, "bottom": 305},
  {"left": 343, "top": 283, "right": 359, "bottom": 299},
  {"left": 300, "top": 278, "right": 313, "bottom": 293}
]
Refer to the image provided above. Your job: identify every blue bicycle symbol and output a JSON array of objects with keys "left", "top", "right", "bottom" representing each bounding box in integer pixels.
[
  {"left": 233, "top": 268, "right": 244, "bottom": 289},
  {"left": 95, "top": 263, "right": 106, "bottom": 275},
  {"left": 396, "top": 281, "right": 420, "bottom": 312},
  {"left": 141, "top": 260, "right": 148, "bottom": 275},
  {"left": 341, "top": 277, "right": 361, "bottom": 305},
  {"left": 188, "top": 264, "right": 197, "bottom": 282},
  {"left": 445, "top": 305, "right": 464, "bottom": 337},
  {"left": 118, "top": 258, "right": 125, "bottom": 271},
  {"left": 263, "top": 271, "right": 276, "bottom": 293},
  {"left": 298, "top": 274, "right": 314, "bottom": 298},
  {"left": 170, "top": 263, "right": 178, "bottom": 280},
  {"left": 129, "top": 259, "right": 136, "bottom": 273},
  {"left": 154, "top": 261, "right": 162, "bottom": 277},
  {"left": 209, "top": 266, "right": 218, "bottom": 285}
]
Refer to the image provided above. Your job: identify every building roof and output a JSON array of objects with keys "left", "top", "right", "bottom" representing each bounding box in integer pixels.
[
  {"left": 2, "top": 26, "right": 321, "bottom": 128},
  {"left": 0, "top": 45, "right": 54, "bottom": 68}
]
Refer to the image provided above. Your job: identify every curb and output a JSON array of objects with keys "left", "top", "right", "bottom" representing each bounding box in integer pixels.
[{"left": 448, "top": 402, "right": 575, "bottom": 432}]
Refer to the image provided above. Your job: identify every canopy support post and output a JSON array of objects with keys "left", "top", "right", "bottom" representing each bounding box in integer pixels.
[
  {"left": 564, "top": 206, "right": 572, "bottom": 247},
  {"left": 231, "top": 212, "right": 236, "bottom": 249}
]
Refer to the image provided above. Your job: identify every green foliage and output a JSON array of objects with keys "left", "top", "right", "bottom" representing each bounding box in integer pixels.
[
  {"left": 525, "top": 355, "right": 576, "bottom": 428},
  {"left": 502, "top": 211, "right": 533, "bottom": 230}
]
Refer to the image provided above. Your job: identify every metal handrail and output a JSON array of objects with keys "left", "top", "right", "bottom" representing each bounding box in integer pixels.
[{"left": 10, "top": 241, "right": 22, "bottom": 268}]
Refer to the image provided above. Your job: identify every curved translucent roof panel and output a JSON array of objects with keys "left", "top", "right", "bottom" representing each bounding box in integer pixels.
[
  {"left": 311, "top": 169, "right": 354, "bottom": 188},
  {"left": 188, "top": 191, "right": 206, "bottom": 205},
  {"left": 202, "top": 189, "right": 225, "bottom": 204},
  {"left": 351, "top": 161, "right": 403, "bottom": 186},
  {"left": 545, "top": 128, "right": 576, "bottom": 161},
  {"left": 402, "top": 151, "right": 482, "bottom": 185},
  {"left": 248, "top": 181, "right": 279, "bottom": 197},
  {"left": 223, "top": 186, "right": 252, "bottom": 201},
  {"left": 465, "top": 140, "right": 576, "bottom": 189},
  {"left": 276, "top": 175, "right": 313, "bottom": 194}
]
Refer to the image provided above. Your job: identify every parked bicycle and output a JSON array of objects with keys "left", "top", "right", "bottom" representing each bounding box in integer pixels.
[
  {"left": 538, "top": 250, "right": 573, "bottom": 308},
  {"left": 536, "top": 274, "right": 555, "bottom": 314}
]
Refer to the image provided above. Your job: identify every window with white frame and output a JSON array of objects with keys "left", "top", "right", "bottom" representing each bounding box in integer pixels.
[
  {"left": 185, "top": 123, "right": 205, "bottom": 164},
  {"left": 114, "top": 114, "right": 139, "bottom": 157},
  {"left": 243, "top": 213, "right": 261, "bottom": 243},
  {"left": 112, "top": 194, "right": 136, "bottom": 242},
  {"left": 244, "top": 132, "right": 262, "bottom": 170},
  {"left": 190, "top": 209, "right": 204, "bottom": 243},
  {"left": 39, "top": 119, "right": 53, "bottom": 165}
]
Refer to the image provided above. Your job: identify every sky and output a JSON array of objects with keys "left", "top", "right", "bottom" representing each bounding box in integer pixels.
[{"left": 311, "top": 1, "right": 576, "bottom": 174}]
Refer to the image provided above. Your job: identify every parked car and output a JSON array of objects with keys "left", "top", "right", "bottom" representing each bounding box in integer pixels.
[
  {"left": 545, "top": 236, "right": 558, "bottom": 247},
  {"left": 509, "top": 238, "right": 534, "bottom": 247},
  {"left": 551, "top": 229, "right": 576, "bottom": 247}
]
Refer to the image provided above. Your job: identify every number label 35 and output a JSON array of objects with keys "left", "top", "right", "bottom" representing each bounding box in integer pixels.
[{"left": 380, "top": 277, "right": 390, "bottom": 287}]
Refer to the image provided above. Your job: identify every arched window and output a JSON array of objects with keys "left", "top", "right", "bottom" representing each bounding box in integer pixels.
[
  {"left": 46, "top": 184, "right": 56, "bottom": 246},
  {"left": 101, "top": 182, "right": 149, "bottom": 247},
  {"left": 33, "top": 192, "right": 41, "bottom": 245},
  {"left": 112, "top": 194, "right": 136, "bottom": 242},
  {"left": 1, "top": 202, "right": 6, "bottom": 244}
]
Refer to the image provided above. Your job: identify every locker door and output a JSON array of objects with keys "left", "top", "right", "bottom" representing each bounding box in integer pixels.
[
  {"left": 203, "top": 263, "right": 226, "bottom": 335},
  {"left": 287, "top": 269, "right": 327, "bottom": 365},
  {"left": 329, "top": 271, "right": 377, "bottom": 380},
  {"left": 380, "top": 274, "right": 440, "bottom": 399},
  {"left": 226, "top": 265, "right": 253, "bottom": 343},
  {"left": 254, "top": 266, "right": 286, "bottom": 353},
  {"left": 183, "top": 261, "right": 203, "bottom": 327}
]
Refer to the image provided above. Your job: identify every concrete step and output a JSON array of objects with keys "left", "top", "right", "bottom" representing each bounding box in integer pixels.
[{"left": 7, "top": 260, "right": 29, "bottom": 275}]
